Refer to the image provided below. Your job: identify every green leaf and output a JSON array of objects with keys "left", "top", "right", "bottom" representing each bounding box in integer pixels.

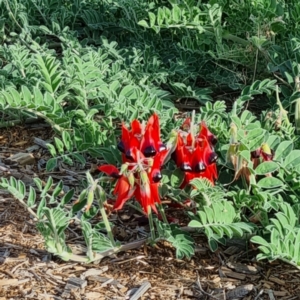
[
  {"left": 37, "top": 197, "right": 46, "bottom": 218},
  {"left": 47, "top": 143, "right": 57, "bottom": 157},
  {"left": 188, "top": 220, "right": 203, "bottom": 228},
  {"left": 284, "top": 150, "right": 300, "bottom": 169},
  {"left": 34, "top": 178, "right": 43, "bottom": 191},
  {"left": 138, "top": 20, "right": 149, "bottom": 28},
  {"left": 54, "top": 137, "right": 65, "bottom": 154},
  {"left": 257, "top": 177, "right": 284, "bottom": 189},
  {"left": 251, "top": 235, "right": 271, "bottom": 248},
  {"left": 27, "top": 186, "right": 36, "bottom": 208},
  {"left": 170, "top": 168, "right": 184, "bottom": 187},
  {"left": 62, "top": 131, "right": 73, "bottom": 152},
  {"left": 148, "top": 12, "right": 156, "bottom": 28},
  {"left": 208, "top": 238, "right": 219, "bottom": 252},
  {"left": 274, "top": 141, "right": 293, "bottom": 160},
  {"left": 72, "top": 153, "right": 86, "bottom": 165},
  {"left": 61, "top": 189, "right": 75, "bottom": 206},
  {"left": 51, "top": 180, "right": 64, "bottom": 203},
  {"left": 46, "top": 158, "right": 57, "bottom": 172},
  {"left": 82, "top": 206, "right": 99, "bottom": 220},
  {"left": 255, "top": 161, "right": 279, "bottom": 175}
]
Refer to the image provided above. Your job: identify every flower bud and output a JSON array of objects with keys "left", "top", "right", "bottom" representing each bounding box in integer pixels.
[
  {"left": 261, "top": 143, "right": 274, "bottom": 161},
  {"left": 120, "top": 163, "right": 129, "bottom": 174},
  {"left": 226, "top": 144, "right": 238, "bottom": 164},
  {"left": 140, "top": 170, "right": 150, "bottom": 186},
  {"left": 128, "top": 172, "right": 135, "bottom": 188},
  {"left": 229, "top": 123, "right": 238, "bottom": 144},
  {"left": 86, "top": 189, "right": 94, "bottom": 212}
]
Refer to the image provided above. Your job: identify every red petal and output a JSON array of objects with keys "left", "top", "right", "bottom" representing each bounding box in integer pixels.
[
  {"left": 140, "top": 126, "right": 156, "bottom": 155},
  {"left": 121, "top": 123, "right": 131, "bottom": 150},
  {"left": 98, "top": 165, "right": 120, "bottom": 176},
  {"left": 191, "top": 144, "right": 205, "bottom": 172},
  {"left": 131, "top": 119, "right": 142, "bottom": 135},
  {"left": 181, "top": 172, "right": 195, "bottom": 188},
  {"left": 202, "top": 137, "right": 214, "bottom": 166},
  {"left": 113, "top": 176, "right": 135, "bottom": 210},
  {"left": 199, "top": 121, "right": 217, "bottom": 146},
  {"left": 186, "top": 132, "right": 194, "bottom": 147},
  {"left": 174, "top": 134, "right": 190, "bottom": 167},
  {"left": 149, "top": 149, "right": 169, "bottom": 183},
  {"left": 141, "top": 114, "right": 161, "bottom": 155}
]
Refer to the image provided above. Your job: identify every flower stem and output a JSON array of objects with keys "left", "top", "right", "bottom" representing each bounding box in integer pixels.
[
  {"left": 147, "top": 205, "right": 156, "bottom": 243},
  {"left": 95, "top": 184, "right": 116, "bottom": 247},
  {"left": 99, "top": 204, "right": 116, "bottom": 247},
  {"left": 158, "top": 203, "right": 168, "bottom": 224}
]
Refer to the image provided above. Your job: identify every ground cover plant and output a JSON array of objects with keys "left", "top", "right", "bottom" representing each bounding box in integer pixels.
[{"left": 1, "top": 0, "right": 300, "bottom": 276}]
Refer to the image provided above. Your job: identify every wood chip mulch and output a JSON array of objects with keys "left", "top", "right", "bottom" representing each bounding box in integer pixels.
[{"left": 0, "top": 123, "right": 300, "bottom": 299}]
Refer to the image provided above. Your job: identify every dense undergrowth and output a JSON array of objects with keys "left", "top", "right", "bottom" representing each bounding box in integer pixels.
[{"left": 1, "top": 0, "right": 300, "bottom": 267}]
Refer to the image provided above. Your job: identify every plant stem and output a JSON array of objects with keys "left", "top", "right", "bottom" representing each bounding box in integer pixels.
[
  {"left": 95, "top": 183, "right": 116, "bottom": 247},
  {"left": 276, "top": 85, "right": 290, "bottom": 126},
  {"left": 147, "top": 205, "right": 156, "bottom": 242},
  {"left": 158, "top": 203, "right": 168, "bottom": 224},
  {"left": 99, "top": 205, "right": 115, "bottom": 247}
]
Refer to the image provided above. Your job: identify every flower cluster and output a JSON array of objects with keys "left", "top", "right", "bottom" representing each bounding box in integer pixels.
[
  {"left": 99, "top": 114, "right": 168, "bottom": 215},
  {"left": 99, "top": 113, "right": 218, "bottom": 215},
  {"left": 172, "top": 118, "right": 218, "bottom": 187}
]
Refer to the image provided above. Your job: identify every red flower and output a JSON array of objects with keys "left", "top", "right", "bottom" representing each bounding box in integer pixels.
[
  {"left": 251, "top": 143, "right": 274, "bottom": 170},
  {"left": 98, "top": 165, "right": 135, "bottom": 210},
  {"left": 99, "top": 148, "right": 168, "bottom": 215},
  {"left": 173, "top": 118, "right": 218, "bottom": 187},
  {"left": 117, "top": 113, "right": 166, "bottom": 162}
]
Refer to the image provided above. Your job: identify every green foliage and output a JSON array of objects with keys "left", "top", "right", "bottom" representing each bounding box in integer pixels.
[
  {"left": 155, "top": 221, "right": 195, "bottom": 259},
  {"left": 2, "top": 0, "right": 300, "bottom": 266},
  {"left": 251, "top": 203, "right": 300, "bottom": 267},
  {"left": 189, "top": 201, "right": 254, "bottom": 251}
]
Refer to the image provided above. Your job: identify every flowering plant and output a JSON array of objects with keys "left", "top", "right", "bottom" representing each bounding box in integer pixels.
[{"left": 98, "top": 112, "right": 219, "bottom": 218}]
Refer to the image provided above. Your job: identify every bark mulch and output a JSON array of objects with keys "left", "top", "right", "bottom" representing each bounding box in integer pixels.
[{"left": 0, "top": 123, "right": 300, "bottom": 300}]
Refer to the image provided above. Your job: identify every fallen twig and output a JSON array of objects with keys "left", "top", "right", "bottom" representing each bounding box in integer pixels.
[{"left": 195, "top": 271, "right": 219, "bottom": 300}]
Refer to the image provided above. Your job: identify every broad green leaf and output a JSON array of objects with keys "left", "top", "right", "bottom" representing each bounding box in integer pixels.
[
  {"left": 255, "top": 161, "right": 279, "bottom": 175},
  {"left": 257, "top": 177, "right": 284, "bottom": 189},
  {"left": 137, "top": 20, "right": 149, "bottom": 28},
  {"left": 203, "top": 206, "right": 214, "bottom": 224},
  {"left": 72, "top": 153, "right": 86, "bottom": 165},
  {"left": 284, "top": 150, "right": 300, "bottom": 169},
  {"left": 47, "top": 143, "right": 57, "bottom": 157},
  {"left": 208, "top": 238, "right": 218, "bottom": 252},
  {"left": 61, "top": 189, "right": 75, "bottom": 206},
  {"left": 170, "top": 168, "right": 184, "bottom": 187},
  {"left": 46, "top": 158, "right": 57, "bottom": 172},
  {"left": 274, "top": 141, "right": 293, "bottom": 160},
  {"left": 21, "top": 85, "right": 32, "bottom": 103},
  {"left": 251, "top": 235, "right": 270, "bottom": 248},
  {"left": 149, "top": 12, "right": 156, "bottom": 27},
  {"left": 188, "top": 220, "right": 203, "bottom": 228}
]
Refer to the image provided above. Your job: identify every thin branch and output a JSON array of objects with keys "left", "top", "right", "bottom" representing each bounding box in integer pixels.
[{"left": 195, "top": 271, "right": 220, "bottom": 300}]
